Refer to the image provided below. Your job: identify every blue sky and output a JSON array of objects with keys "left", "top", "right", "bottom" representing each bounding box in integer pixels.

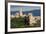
[{"left": 10, "top": 5, "right": 40, "bottom": 11}]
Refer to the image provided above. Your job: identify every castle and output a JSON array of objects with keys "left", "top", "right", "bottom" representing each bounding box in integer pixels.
[{"left": 11, "top": 8, "right": 40, "bottom": 26}]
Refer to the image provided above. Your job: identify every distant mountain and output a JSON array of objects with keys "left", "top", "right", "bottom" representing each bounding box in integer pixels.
[
  {"left": 32, "top": 9, "right": 40, "bottom": 16},
  {"left": 11, "top": 11, "right": 19, "bottom": 15},
  {"left": 11, "top": 9, "right": 40, "bottom": 16}
]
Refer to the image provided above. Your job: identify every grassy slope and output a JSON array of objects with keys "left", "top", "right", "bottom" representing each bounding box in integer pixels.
[
  {"left": 11, "top": 17, "right": 25, "bottom": 28},
  {"left": 11, "top": 16, "right": 41, "bottom": 28}
]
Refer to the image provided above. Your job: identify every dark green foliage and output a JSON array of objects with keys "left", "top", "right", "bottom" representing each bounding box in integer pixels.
[
  {"left": 11, "top": 16, "right": 41, "bottom": 28},
  {"left": 11, "top": 16, "right": 25, "bottom": 28}
]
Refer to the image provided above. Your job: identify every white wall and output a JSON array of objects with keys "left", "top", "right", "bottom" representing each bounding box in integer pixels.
[
  {"left": 0, "top": 0, "right": 5, "bottom": 34},
  {"left": 0, "top": 0, "right": 46, "bottom": 34}
]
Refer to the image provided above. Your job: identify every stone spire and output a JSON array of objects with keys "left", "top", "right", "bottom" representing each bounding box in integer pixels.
[{"left": 19, "top": 7, "right": 23, "bottom": 16}]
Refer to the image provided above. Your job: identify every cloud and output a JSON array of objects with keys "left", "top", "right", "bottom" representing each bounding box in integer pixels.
[{"left": 10, "top": 6, "right": 40, "bottom": 11}]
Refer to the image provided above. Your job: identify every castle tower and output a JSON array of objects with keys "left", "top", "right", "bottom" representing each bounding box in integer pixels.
[
  {"left": 28, "top": 13, "right": 36, "bottom": 26},
  {"left": 28, "top": 13, "right": 33, "bottom": 24},
  {"left": 19, "top": 7, "right": 23, "bottom": 16},
  {"left": 15, "top": 13, "right": 19, "bottom": 18}
]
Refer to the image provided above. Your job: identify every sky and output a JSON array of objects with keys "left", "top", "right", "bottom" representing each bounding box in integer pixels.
[{"left": 10, "top": 5, "right": 41, "bottom": 11}]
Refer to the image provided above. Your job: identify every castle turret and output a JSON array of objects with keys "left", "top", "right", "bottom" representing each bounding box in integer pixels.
[
  {"left": 28, "top": 13, "right": 36, "bottom": 26},
  {"left": 19, "top": 8, "right": 23, "bottom": 16},
  {"left": 15, "top": 13, "right": 19, "bottom": 18}
]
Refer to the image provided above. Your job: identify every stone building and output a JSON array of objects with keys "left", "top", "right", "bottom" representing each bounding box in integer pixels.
[
  {"left": 28, "top": 13, "right": 40, "bottom": 26},
  {"left": 11, "top": 8, "right": 40, "bottom": 26}
]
